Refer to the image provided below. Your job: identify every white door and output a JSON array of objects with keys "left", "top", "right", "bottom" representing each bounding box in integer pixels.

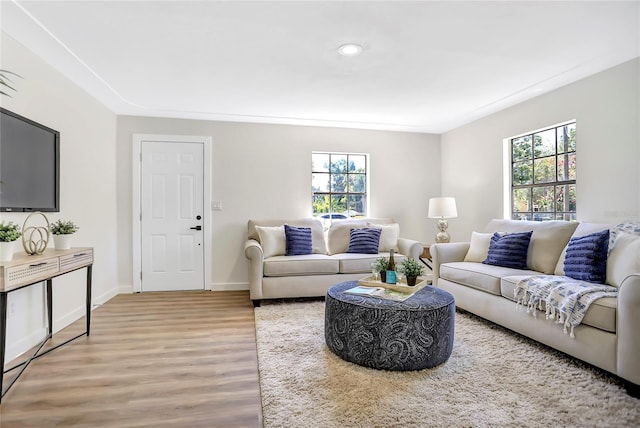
[{"left": 141, "top": 141, "right": 204, "bottom": 291}]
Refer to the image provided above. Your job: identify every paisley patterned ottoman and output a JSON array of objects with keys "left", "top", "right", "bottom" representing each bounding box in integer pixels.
[{"left": 324, "top": 281, "right": 455, "bottom": 371}]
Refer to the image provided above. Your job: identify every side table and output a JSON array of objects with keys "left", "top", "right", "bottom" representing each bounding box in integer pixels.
[{"left": 420, "top": 244, "right": 432, "bottom": 270}]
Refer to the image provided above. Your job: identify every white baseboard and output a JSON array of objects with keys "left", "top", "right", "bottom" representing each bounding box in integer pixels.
[
  {"left": 5, "top": 327, "right": 47, "bottom": 364},
  {"left": 118, "top": 284, "right": 134, "bottom": 294},
  {"left": 116, "top": 283, "right": 248, "bottom": 293},
  {"left": 211, "top": 282, "right": 249, "bottom": 291},
  {"left": 54, "top": 285, "right": 118, "bottom": 333},
  {"left": 94, "top": 286, "right": 119, "bottom": 306},
  {"left": 53, "top": 305, "right": 86, "bottom": 334}
]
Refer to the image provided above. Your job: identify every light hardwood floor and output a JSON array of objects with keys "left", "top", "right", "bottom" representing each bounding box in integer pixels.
[{"left": 0, "top": 291, "right": 262, "bottom": 428}]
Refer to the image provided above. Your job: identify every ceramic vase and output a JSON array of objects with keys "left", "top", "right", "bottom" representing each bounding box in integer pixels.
[
  {"left": 0, "top": 241, "right": 15, "bottom": 262},
  {"left": 53, "top": 234, "right": 72, "bottom": 250},
  {"left": 406, "top": 276, "right": 418, "bottom": 286}
]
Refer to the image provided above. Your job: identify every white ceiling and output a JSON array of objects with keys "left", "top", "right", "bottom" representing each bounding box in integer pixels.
[{"left": 1, "top": 1, "right": 639, "bottom": 133}]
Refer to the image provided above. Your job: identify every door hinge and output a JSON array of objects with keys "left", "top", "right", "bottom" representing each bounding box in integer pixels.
[{"left": 140, "top": 272, "right": 142, "bottom": 280}]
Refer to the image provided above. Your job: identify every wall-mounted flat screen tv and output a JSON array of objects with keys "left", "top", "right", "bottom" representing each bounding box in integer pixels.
[{"left": 0, "top": 108, "right": 60, "bottom": 212}]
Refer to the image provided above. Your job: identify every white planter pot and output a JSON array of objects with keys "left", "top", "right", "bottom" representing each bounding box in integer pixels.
[
  {"left": 53, "top": 234, "right": 72, "bottom": 250},
  {"left": 0, "top": 241, "right": 15, "bottom": 262}
]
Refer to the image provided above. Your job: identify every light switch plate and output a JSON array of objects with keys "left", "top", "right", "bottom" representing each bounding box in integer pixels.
[{"left": 211, "top": 201, "right": 223, "bottom": 211}]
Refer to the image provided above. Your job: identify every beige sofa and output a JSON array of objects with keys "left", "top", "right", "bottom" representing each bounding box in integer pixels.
[
  {"left": 432, "top": 219, "right": 640, "bottom": 395},
  {"left": 244, "top": 218, "right": 422, "bottom": 306}
]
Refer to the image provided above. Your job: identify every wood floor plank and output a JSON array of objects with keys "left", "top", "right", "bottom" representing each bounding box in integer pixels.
[{"left": 0, "top": 291, "right": 262, "bottom": 428}]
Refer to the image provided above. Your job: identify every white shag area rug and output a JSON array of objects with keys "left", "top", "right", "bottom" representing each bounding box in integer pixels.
[{"left": 254, "top": 301, "right": 640, "bottom": 428}]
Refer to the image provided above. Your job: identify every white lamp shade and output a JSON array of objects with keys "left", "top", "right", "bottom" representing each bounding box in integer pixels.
[{"left": 428, "top": 197, "right": 458, "bottom": 218}]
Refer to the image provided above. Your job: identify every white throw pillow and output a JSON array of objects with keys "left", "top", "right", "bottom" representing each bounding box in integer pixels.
[
  {"left": 608, "top": 221, "right": 640, "bottom": 254},
  {"left": 367, "top": 222, "right": 400, "bottom": 252},
  {"left": 606, "top": 232, "right": 640, "bottom": 287},
  {"left": 255, "top": 225, "right": 286, "bottom": 258},
  {"left": 464, "top": 231, "right": 494, "bottom": 262}
]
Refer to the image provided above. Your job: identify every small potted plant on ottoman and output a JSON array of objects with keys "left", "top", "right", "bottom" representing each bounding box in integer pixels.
[
  {"left": 373, "top": 256, "right": 389, "bottom": 282},
  {"left": 0, "top": 221, "right": 22, "bottom": 261},
  {"left": 400, "top": 258, "right": 425, "bottom": 286},
  {"left": 50, "top": 219, "right": 79, "bottom": 250}
]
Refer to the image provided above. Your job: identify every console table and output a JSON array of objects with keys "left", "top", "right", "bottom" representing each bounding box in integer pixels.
[{"left": 0, "top": 247, "right": 93, "bottom": 403}]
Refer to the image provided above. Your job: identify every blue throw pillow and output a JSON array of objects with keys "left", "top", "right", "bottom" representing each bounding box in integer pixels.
[
  {"left": 347, "top": 228, "right": 382, "bottom": 254},
  {"left": 284, "top": 225, "right": 312, "bottom": 256},
  {"left": 564, "top": 230, "right": 609, "bottom": 283},
  {"left": 483, "top": 231, "right": 532, "bottom": 269}
]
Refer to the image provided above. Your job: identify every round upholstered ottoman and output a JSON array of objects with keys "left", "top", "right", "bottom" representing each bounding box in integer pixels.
[{"left": 324, "top": 281, "right": 455, "bottom": 371}]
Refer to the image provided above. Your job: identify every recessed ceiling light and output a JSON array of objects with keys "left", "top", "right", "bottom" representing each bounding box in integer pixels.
[{"left": 338, "top": 43, "right": 362, "bottom": 56}]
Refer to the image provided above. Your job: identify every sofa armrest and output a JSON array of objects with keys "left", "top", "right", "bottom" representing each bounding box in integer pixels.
[
  {"left": 617, "top": 273, "right": 640, "bottom": 385},
  {"left": 398, "top": 238, "right": 423, "bottom": 260},
  {"left": 431, "top": 242, "right": 470, "bottom": 285},
  {"left": 244, "top": 239, "right": 264, "bottom": 301}
]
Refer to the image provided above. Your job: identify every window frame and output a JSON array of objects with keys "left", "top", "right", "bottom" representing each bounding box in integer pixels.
[
  {"left": 507, "top": 121, "right": 577, "bottom": 221},
  {"left": 311, "top": 151, "right": 369, "bottom": 221}
]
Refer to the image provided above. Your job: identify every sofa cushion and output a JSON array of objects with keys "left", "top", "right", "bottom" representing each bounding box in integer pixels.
[
  {"left": 563, "top": 230, "right": 609, "bottom": 283},
  {"left": 327, "top": 218, "right": 395, "bottom": 255},
  {"left": 485, "top": 219, "right": 578, "bottom": 274},
  {"left": 327, "top": 222, "right": 364, "bottom": 255},
  {"left": 555, "top": 222, "right": 612, "bottom": 275},
  {"left": 249, "top": 218, "right": 327, "bottom": 254},
  {"left": 263, "top": 254, "right": 339, "bottom": 276},
  {"left": 606, "top": 232, "right": 640, "bottom": 287},
  {"left": 440, "top": 262, "right": 540, "bottom": 296},
  {"left": 284, "top": 225, "right": 313, "bottom": 256},
  {"left": 500, "top": 275, "right": 617, "bottom": 333},
  {"left": 367, "top": 222, "right": 400, "bottom": 252},
  {"left": 347, "top": 228, "right": 381, "bottom": 254},
  {"left": 338, "top": 253, "right": 408, "bottom": 274},
  {"left": 580, "top": 297, "right": 617, "bottom": 333},
  {"left": 483, "top": 231, "right": 532, "bottom": 269},
  {"left": 256, "top": 225, "right": 286, "bottom": 258},
  {"left": 464, "top": 231, "right": 493, "bottom": 262}
]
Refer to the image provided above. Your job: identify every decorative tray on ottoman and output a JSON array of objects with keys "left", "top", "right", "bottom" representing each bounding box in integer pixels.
[{"left": 358, "top": 276, "right": 429, "bottom": 294}]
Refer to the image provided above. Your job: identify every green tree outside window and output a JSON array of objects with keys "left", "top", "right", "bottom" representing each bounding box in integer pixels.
[
  {"left": 511, "top": 122, "right": 576, "bottom": 221},
  {"left": 312, "top": 153, "right": 367, "bottom": 218}
]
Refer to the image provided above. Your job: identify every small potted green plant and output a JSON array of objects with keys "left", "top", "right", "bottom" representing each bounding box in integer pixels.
[
  {"left": 0, "top": 221, "right": 22, "bottom": 261},
  {"left": 400, "top": 258, "right": 425, "bottom": 286},
  {"left": 50, "top": 219, "right": 79, "bottom": 250},
  {"left": 373, "top": 256, "right": 389, "bottom": 282}
]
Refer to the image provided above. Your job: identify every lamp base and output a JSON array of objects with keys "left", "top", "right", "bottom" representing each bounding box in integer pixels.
[{"left": 435, "top": 218, "right": 451, "bottom": 243}]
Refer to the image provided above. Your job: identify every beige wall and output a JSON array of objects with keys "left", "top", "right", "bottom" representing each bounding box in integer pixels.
[
  {"left": 116, "top": 117, "right": 441, "bottom": 291},
  {"left": 441, "top": 58, "right": 640, "bottom": 241},
  {"left": 1, "top": 33, "right": 118, "bottom": 362}
]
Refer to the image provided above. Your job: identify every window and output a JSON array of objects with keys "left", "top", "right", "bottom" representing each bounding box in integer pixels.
[
  {"left": 510, "top": 122, "right": 576, "bottom": 221},
  {"left": 312, "top": 152, "right": 367, "bottom": 221}
]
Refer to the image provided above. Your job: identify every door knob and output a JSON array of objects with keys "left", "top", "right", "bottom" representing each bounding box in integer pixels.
[{"left": 190, "top": 225, "right": 202, "bottom": 231}]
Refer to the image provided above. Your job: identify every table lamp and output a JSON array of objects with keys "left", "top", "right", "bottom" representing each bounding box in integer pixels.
[{"left": 428, "top": 197, "right": 458, "bottom": 243}]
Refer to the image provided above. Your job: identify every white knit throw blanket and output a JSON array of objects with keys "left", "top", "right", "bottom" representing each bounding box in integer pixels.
[{"left": 514, "top": 275, "right": 618, "bottom": 338}]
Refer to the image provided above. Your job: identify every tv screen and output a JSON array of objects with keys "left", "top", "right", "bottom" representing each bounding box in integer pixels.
[{"left": 0, "top": 108, "right": 60, "bottom": 212}]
